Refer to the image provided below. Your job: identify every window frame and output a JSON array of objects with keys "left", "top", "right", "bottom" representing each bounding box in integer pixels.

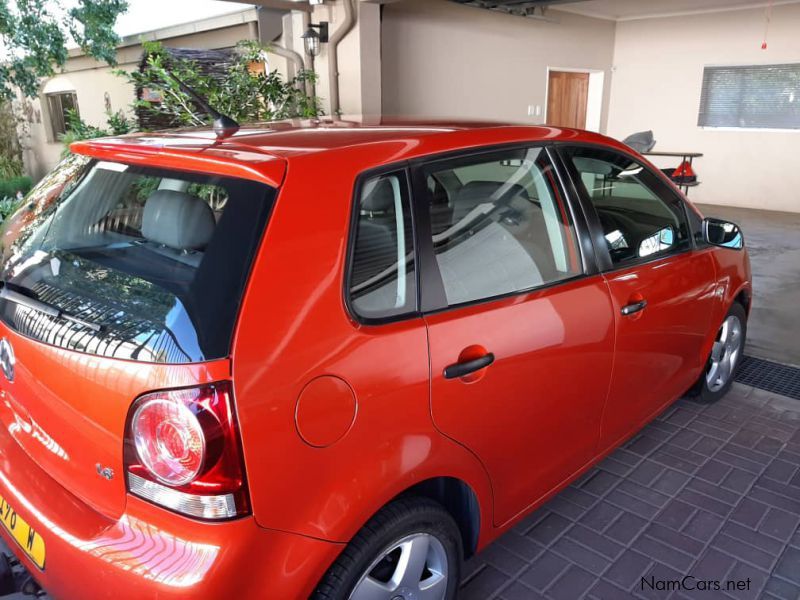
[
  {"left": 408, "top": 143, "right": 597, "bottom": 315},
  {"left": 698, "top": 63, "right": 800, "bottom": 131},
  {"left": 554, "top": 142, "right": 696, "bottom": 274},
  {"left": 343, "top": 143, "right": 609, "bottom": 326},
  {"left": 46, "top": 92, "right": 79, "bottom": 140},
  {"left": 343, "top": 163, "right": 421, "bottom": 326}
]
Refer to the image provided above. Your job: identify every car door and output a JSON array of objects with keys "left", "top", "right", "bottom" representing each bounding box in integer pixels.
[
  {"left": 413, "top": 145, "right": 616, "bottom": 526},
  {"left": 559, "top": 145, "right": 717, "bottom": 451}
]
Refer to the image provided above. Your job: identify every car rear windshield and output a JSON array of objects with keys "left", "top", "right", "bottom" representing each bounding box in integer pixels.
[{"left": 0, "top": 156, "right": 274, "bottom": 364}]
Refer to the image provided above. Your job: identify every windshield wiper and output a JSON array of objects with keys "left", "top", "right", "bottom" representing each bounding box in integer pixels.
[{"left": 0, "top": 287, "right": 104, "bottom": 333}]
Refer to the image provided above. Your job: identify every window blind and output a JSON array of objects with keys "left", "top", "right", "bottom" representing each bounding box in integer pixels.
[{"left": 697, "top": 63, "right": 800, "bottom": 129}]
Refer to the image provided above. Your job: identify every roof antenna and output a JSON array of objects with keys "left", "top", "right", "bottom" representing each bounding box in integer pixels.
[{"left": 165, "top": 71, "right": 240, "bottom": 138}]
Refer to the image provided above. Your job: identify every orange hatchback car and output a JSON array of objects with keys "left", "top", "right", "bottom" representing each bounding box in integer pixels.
[{"left": 0, "top": 121, "right": 750, "bottom": 600}]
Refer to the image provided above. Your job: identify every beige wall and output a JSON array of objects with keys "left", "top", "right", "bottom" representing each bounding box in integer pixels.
[
  {"left": 23, "top": 2, "right": 379, "bottom": 180},
  {"left": 381, "top": 0, "right": 616, "bottom": 128},
  {"left": 607, "top": 4, "right": 800, "bottom": 213},
  {"left": 272, "top": 0, "right": 381, "bottom": 119},
  {"left": 21, "top": 20, "right": 257, "bottom": 180}
]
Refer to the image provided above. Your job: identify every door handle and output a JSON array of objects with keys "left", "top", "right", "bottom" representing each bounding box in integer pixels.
[
  {"left": 444, "top": 353, "right": 495, "bottom": 380},
  {"left": 621, "top": 300, "right": 648, "bottom": 316}
]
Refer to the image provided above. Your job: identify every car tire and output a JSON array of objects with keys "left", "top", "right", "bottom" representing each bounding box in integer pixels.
[
  {"left": 311, "top": 497, "right": 463, "bottom": 600},
  {"left": 690, "top": 302, "right": 747, "bottom": 404}
]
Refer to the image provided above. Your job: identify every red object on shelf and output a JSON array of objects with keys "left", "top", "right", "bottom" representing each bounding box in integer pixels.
[{"left": 672, "top": 160, "right": 697, "bottom": 183}]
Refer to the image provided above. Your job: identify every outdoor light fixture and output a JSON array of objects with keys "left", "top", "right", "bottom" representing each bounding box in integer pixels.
[{"left": 301, "top": 21, "right": 329, "bottom": 57}]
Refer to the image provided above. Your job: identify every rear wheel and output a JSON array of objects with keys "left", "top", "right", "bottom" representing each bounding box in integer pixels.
[
  {"left": 691, "top": 303, "right": 747, "bottom": 403},
  {"left": 312, "top": 497, "right": 462, "bottom": 600}
]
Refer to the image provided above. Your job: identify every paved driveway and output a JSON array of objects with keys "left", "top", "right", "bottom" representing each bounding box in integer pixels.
[
  {"left": 461, "top": 383, "right": 800, "bottom": 600},
  {"left": 2, "top": 383, "right": 799, "bottom": 600}
]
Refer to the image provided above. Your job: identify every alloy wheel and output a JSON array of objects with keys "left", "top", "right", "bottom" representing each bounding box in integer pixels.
[
  {"left": 706, "top": 315, "right": 743, "bottom": 392},
  {"left": 349, "top": 533, "right": 449, "bottom": 600}
]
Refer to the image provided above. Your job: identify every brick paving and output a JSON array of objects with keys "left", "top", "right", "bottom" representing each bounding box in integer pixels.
[
  {"left": 461, "top": 383, "right": 800, "bottom": 600},
  {"left": 2, "top": 383, "right": 799, "bottom": 598}
]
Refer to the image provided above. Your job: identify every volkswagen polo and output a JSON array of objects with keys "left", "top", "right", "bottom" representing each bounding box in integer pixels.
[{"left": 0, "top": 121, "right": 750, "bottom": 599}]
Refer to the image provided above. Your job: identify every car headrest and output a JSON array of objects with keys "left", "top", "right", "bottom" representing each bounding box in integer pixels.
[
  {"left": 456, "top": 181, "right": 529, "bottom": 206},
  {"left": 361, "top": 178, "right": 396, "bottom": 213},
  {"left": 573, "top": 157, "right": 615, "bottom": 176},
  {"left": 142, "top": 190, "right": 216, "bottom": 251}
]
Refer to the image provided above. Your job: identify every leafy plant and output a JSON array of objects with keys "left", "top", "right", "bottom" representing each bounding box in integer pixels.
[
  {"left": 120, "top": 40, "right": 323, "bottom": 128},
  {"left": 106, "top": 109, "right": 134, "bottom": 135},
  {"left": 0, "top": 196, "right": 20, "bottom": 220},
  {"left": 0, "top": 0, "right": 128, "bottom": 100},
  {"left": 0, "top": 156, "right": 22, "bottom": 180},
  {"left": 59, "top": 108, "right": 134, "bottom": 156},
  {"left": 0, "top": 101, "right": 22, "bottom": 178},
  {"left": 0, "top": 175, "right": 32, "bottom": 200}
]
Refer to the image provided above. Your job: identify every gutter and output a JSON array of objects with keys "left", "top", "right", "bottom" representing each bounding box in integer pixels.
[
  {"left": 257, "top": 6, "right": 312, "bottom": 96},
  {"left": 328, "top": 0, "right": 356, "bottom": 119}
]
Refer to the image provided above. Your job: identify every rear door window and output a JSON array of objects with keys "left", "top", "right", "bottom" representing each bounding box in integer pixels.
[
  {"left": 419, "top": 147, "right": 582, "bottom": 307},
  {"left": 0, "top": 159, "right": 274, "bottom": 363},
  {"left": 348, "top": 171, "right": 416, "bottom": 321}
]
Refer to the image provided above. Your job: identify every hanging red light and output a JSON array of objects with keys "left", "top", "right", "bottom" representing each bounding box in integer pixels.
[{"left": 762, "top": 0, "right": 774, "bottom": 50}]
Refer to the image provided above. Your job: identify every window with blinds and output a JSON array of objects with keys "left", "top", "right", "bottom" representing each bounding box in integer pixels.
[{"left": 698, "top": 64, "right": 800, "bottom": 129}]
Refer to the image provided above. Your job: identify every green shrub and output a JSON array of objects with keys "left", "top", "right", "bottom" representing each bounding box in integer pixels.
[
  {"left": 60, "top": 108, "right": 135, "bottom": 157},
  {"left": 0, "top": 156, "right": 23, "bottom": 179},
  {"left": 0, "top": 176, "right": 32, "bottom": 199},
  {"left": 0, "top": 196, "right": 20, "bottom": 220}
]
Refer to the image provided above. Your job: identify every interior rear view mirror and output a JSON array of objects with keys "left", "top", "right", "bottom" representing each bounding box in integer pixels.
[{"left": 703, "top": 218, "right": 743, "bottom": 250}]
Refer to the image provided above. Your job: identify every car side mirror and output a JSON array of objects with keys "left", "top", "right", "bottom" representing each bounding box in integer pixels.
[
  {"left": 703, "top": 218, "right": 743, "bottom": 250},
  {"left": 638, "top": 225, "right": 675, "bottom": 258}
]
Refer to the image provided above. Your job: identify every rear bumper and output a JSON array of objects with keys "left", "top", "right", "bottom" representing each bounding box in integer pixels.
[{"left": 0, "top": 424, "right": 342, "bottom": 600}]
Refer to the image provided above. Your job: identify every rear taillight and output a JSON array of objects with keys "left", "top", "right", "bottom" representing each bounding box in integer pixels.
[{"left": 124, "top": 382, "right": 249, "bottom": 520}]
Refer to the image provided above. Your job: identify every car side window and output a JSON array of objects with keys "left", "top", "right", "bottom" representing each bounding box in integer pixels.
[
  {"left": 420, "top": 147, "right": 582, "bottom": 307},
  {"left": 349, "top": 171, "right": 416, "bottom": 320},
  {"left": 565, "top": 147, "right": 691, "bottom": 266}
]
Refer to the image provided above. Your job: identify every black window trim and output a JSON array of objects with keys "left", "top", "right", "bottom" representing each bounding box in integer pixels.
[
  {"left": 343, "top": 162, "right": 422, "bottom": 326},
  {"left": 408, "top": 141, "right": 599, "bottom": 316},
  {"left": 342, "top": 142, "right": 617, "bottom": 327},
  {"left": 553, "top": 141, "right": 698, "bottom": 274}
]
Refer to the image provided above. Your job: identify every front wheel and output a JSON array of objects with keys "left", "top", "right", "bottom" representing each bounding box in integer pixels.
[
  {"left": 312, "top": 497, "right": 463, "bottom": 600},
  {"left": 691, "top": 303, "right": 747, "bottom": 403}
]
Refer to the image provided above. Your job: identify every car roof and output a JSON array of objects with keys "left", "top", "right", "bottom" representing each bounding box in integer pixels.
[{"left": 72, "top": 118, "right": 625, "bottom": 187}]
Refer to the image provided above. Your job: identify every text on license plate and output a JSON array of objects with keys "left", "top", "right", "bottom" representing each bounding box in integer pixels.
[{"left": 0, "top": 495, "right": 45, "bottom": 569}]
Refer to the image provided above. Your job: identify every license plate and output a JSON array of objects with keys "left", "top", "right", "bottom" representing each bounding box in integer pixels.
[{"left": 0, "top": 495, "right": 45, "bottom": 569}]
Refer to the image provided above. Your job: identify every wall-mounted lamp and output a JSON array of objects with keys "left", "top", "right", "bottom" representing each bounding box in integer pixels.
[
  {"left": 301, "top": 21, "right": 328, "bottom": 57},
  {"left": 308, "top": 0, "right": 324, "bottom": 5}
]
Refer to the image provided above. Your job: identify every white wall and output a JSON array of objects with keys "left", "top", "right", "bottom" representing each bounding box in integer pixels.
[
  {"left": 381, "top": 0, "right": 617, "bottom": 128},
  {"left": 607, "top": 4, "right": 800, "bottom": 213}
]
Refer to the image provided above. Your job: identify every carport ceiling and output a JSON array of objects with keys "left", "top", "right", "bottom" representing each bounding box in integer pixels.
[
  {"left": 553, "top": 0, "right": 800, "bottom": 21},
  {"left": 451, "top": 0, "right": 800, "bottom": 20}
]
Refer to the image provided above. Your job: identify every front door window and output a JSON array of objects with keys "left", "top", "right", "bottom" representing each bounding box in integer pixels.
[{"left": 565, "top": 147, "right": 691, "bottom": 266}]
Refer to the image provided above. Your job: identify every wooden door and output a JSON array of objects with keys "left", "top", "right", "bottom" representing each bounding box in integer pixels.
[{"left": 547, "top": 71, "right": 590, "bottom": 129}]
